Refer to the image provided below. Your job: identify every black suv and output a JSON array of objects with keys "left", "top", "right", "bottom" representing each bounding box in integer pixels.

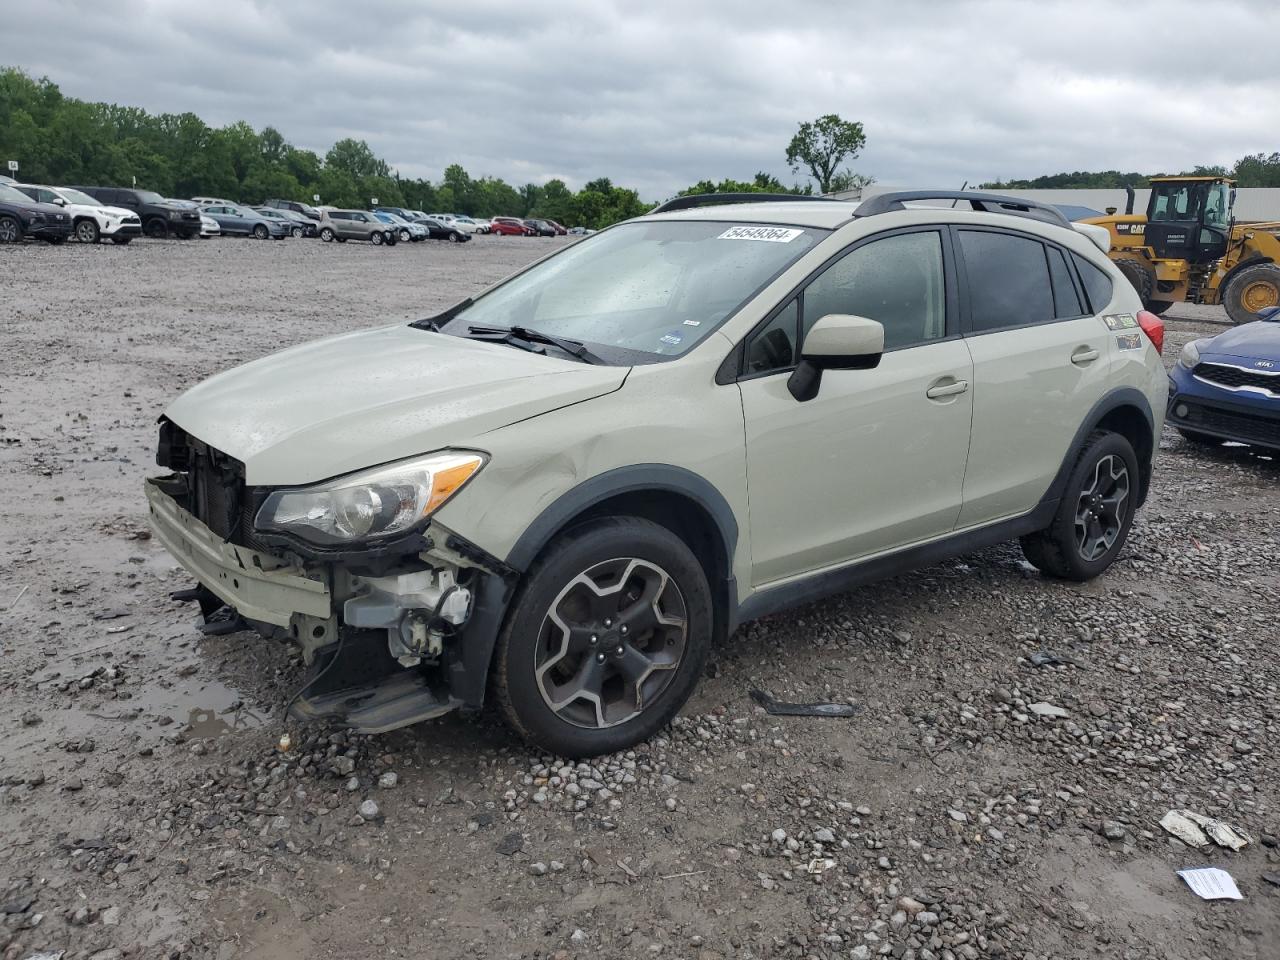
[
  {"left": 71, "top": 186, "right": 201, "bottom": 239},
  {"left": 262, "top": 198, "right": 322, "bottom": 221},
  {"left": 0, "top": 183, "right": 73, "bottom": 244}
]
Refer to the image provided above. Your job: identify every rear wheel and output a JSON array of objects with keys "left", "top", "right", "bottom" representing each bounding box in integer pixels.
[
  {"left": 1020, "top": 431, "right": 1139, "bottom": 581},
  {"left": 493, "top": 517, "right": 712, "bottom": 758},
  {"left": 1114, "top": 256, "right": 1155, "bottom": 304},
  {"left": 1223, "top": 263, "right": 1280, "bottom": 325},
  {"left": 75, "top": 219, "right": 100, "bottom": 244}
]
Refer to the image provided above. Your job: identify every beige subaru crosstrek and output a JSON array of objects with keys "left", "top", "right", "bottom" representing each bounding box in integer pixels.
[{"left": 146, "top": 191, "right": 1167, "bottom": 757}]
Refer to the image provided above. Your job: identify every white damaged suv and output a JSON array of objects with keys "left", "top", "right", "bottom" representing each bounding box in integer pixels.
[
  {"left": 13, "top": 183, "right": 142, "bottom": 244},
  {"left": 147, "top": 191, "right": 1167, "bottom": 757}
]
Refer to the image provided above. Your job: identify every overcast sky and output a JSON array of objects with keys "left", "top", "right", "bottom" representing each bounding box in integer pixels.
[{"left": 2, "top": 0, "right": 1277, "bottom": 200}]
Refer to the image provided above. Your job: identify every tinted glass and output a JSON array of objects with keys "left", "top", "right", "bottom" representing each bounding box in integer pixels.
[
  {"left": 959, "top": 231, "right": 1053, "bottom": 332},
  {"left": 802, "top": 231, "right": 947, "bottom": 350},
  {"left": 1047, "top": 247, "right": 1085, "bottom": 318},
  {"left": 1073, "top": 253, "right": 1114, "bottom": 313},
  {"left": 746, "top": 300, "right": 799, "bottom": 374}
]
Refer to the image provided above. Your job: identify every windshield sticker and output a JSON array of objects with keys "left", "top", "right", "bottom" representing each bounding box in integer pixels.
[
  {"left": 1102, "top": 313, "right": 1138, "bottom": 330},
  {"left": 682, "top": 319, "right": 701, "bottom": 326},
  {"left": 717, "top": 225, "right": 804, "bottom": 243},
  {"left": 659, "top": 333, "right": 683, "bottom": 346},
  {"left": 1116, "top": 332, "right": 1143, "bottom": 350}
]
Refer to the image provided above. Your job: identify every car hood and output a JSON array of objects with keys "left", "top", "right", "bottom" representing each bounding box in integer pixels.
[
  {"left": 164, "top": 324, "right": 628, "bottom": 485},
  {"left": 1203, "top": 320, "right": 1280, "bottom": 364}
]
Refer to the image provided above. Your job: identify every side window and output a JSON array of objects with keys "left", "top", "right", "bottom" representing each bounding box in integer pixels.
[
  {"left": 801, "top": 231, "right": 947, "bottom": 351},
  {"left": 745, "top": 300, "right": 798, "bottom": 375},
  {"left": 1047, "top": 247, "right": 1085, "bottom": 318},
  {"left": 958, "top": 230, "right": 1054, "bottom": 332},
  {"left": 1072, "top": 254, "right": 1114, "bottom": 313}
]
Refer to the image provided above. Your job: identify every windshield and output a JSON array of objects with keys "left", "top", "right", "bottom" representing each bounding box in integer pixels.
[
  {"left": 58, "top": 188, "right": 99, "bottom": 206},
  {"left": 1204, "top": 181, "right": 1232, "bottom": 229},
  {"left": 135, "top": 190, "right": 165, "bottom": 204},
  {"left": 442, "top": 219, "right": 825, "bottom": 361}
]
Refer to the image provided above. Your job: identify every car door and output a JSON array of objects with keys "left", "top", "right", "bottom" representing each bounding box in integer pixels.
[
  {"left": 953, "top": 227, "right": 1113, "bottom": 527},
  {"left": 738, "top": 227, "right": 975, "bottom": 586}
]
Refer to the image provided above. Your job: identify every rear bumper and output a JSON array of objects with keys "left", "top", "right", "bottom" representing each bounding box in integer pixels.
[{"left": 145, "top": 477, "right": 331, "bottom": 626}]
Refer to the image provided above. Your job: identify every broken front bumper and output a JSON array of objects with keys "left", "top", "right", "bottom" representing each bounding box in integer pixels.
[{"left": 145, "top": 477, "right": 332, "bottom": 627}]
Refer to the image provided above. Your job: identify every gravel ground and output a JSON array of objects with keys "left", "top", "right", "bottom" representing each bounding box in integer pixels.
[{"left": 1, "top": 235, "right": 1278, "bottom": 960}]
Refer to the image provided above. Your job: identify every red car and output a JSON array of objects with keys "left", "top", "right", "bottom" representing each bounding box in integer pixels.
[{"left": 491, "top": 216, "right": 533, "bottom": 236}]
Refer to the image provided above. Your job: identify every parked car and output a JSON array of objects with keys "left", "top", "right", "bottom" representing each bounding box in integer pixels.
[
  {"left": 373, "top": 212, "right": 427, "bottom": 243},
  {"left": 263, "top": 198, "right": 322, "bottom": 221},
  {"left": 523, "top": 219, "right": 557, "bottom": 237},
  {"left": 253, "top": 206, "right": 313, "bottom": 237},
  {"left": 0, "top": 174, "right": 16, "bottom": 186},
  {"left": 418, "top": 217, "right": 471, "bottom": 242},
  {"left": 199, "top": 213, "right": 220, "bottom": 238},
  {"left": 1167, "top": 306, "right": 1280, "bottom": 451},
  {"left": 372, "top": 206, "right": 420, "bottom": 224},
  {"left": 0, "top": 183, "right": 74, "bottom": 244},
  {"left": 12, "top": 184, "right": 141, "bottom": 244},
  {"left": 191, "top": 196, "right": 235, "bottom": 207},
  {"left": 457, "top": 217, "right": 490, "bottom": 234},
  {"left": 72, "top": 186, "right": 202, "bottom": 239},
  {"left": 317, "top": 209, "right": 398, "bottom": 245},
  {"left": 197, "top": 203, "right": 289, "bottom": 239},
  {"left": 145, "top": 190, "right": 1166, "bottom": 757},
  {"left": 544, "top": 220, "right": 568, "bottom": 236},
  {"left": 491, "top": 216, "right": 533, "bottom": 236},
  {"left": 567, "top": 226, "right": 596, "bottom": 236}
]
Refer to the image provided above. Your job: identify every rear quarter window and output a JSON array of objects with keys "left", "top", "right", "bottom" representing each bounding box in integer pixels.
[{"left": 1072, "top": 253, "right": 1114, "bottom": 313}]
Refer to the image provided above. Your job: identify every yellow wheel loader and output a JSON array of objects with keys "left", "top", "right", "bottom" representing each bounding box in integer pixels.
[{"left": 1083, "top": 176, "right": 1280, "bottom": 324}]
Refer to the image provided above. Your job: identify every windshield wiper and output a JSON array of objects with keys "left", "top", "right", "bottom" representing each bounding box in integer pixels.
[
  {"left": 410, "top": 298, "right": 473, "bottom": 331},
  {"left": 467, "top": 324, "right": 605, "bottom": 364}
]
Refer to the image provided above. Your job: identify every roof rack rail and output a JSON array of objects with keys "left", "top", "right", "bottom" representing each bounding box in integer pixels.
[
  {"left": 854, "top": 191, "right": 1071, "bottom": 228},
  {"left": 649, "top": 192, "right": 843, "bottom": 214}
]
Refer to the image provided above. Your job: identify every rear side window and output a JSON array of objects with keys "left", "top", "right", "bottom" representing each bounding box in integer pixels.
[
  {"left": 1073, "top": 254, "right": 1114, "bottom": 313},
  {"left": 958, "top": 230, "right": 1054, "bottom": 333},
  {"left": 1047, "top": 247, "right": 1085, "bottom": 318}
]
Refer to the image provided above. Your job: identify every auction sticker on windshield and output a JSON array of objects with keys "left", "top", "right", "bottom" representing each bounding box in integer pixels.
[{"left": 717, "top": 225, "right": 804, "bottom": 242}]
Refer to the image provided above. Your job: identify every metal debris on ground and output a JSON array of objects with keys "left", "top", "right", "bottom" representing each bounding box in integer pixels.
[
  {"left": 749, "top": 689, "right": 860, "bottom": 718},
  {"left": 806, "top": 858, "right": 837, "bottom": 875},
  {"left": 1177, "top": 866, "right": 1243, "bottom": 901},
  {"left": 1027, "top": 650, "right": 1077, "bottom": 667},
  {"left": 1027, "top": 701, "right": 1070, "bottom": 719},
  {"left": 1160, "top": 809, "right": 1252, "bottom": 851}
]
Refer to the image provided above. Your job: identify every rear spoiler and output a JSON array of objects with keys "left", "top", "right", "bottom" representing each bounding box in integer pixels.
[{"left": 1073, "top": 222, "right": 1111, "bottom": 253}]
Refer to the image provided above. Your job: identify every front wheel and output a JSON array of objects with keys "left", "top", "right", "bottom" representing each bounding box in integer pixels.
[
  {"left": 291, "top": 226, "right": 303, "bottom": 238},
  {"left": 493, "top": 517, "right": 712, "bottom": 758},
  {"left": 0, "top": 216, "right": 20, "bottom": 244},
  {"left": 371, "top": 231, "right": 384, "bottom": 245},
  {"left": 398, "top": 228, "right": 411, "bottom": 243},
  {"left": 76, "top": 219, "right": 101, "bottom": 243},
  {"left": 319, "top": 227, "right": 335, "bottom": 242},
  {"left": 145, "top": 219, "right": 168, "bottom": 239},
  {"left": 450, "top": 231, "right": 462, "bottom": 242},
  {"left": 253, "top": 223, "right": 269, "bottom": 240},
  {"left": 1020, "top": 431, "right": 1139, "bottom": 581}
]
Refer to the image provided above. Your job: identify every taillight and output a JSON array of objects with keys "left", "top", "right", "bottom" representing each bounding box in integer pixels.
[{"left": 1136, "top": 310, "right": 1164, "bottom": 354}]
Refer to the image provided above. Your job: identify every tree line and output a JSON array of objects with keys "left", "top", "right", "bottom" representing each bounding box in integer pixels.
[
  {"left": 1, "top": 67, "right": 881, "bottom": 225},
  {"left": 982, "top": 155, "right": 1280, "bottom": 190}
]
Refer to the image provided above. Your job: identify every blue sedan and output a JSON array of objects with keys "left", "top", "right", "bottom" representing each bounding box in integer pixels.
[{"left": 1167, "top": 306, "right": 1280, "bottom": 451}]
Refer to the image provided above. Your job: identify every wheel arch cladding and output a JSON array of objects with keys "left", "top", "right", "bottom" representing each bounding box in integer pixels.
[
  {"left": 1057, "top": 388, "right": 1155, "bottom": 508},
  {"left": 451, "top": 465, "right": 739, "bottom": 709}
]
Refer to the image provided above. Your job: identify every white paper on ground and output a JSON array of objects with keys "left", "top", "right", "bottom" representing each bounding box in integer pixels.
[{"left": 1177, "top": 867, "right": 1243, "bottom": 900}]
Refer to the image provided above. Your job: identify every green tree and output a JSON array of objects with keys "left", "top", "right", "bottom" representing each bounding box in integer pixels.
[{"left": 785, "top": 115, "right": 868, "bottom": 193}]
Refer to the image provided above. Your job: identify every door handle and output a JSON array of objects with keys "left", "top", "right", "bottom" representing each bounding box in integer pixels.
[
  {"left": 926, "top": 379, "right": 970, "bottom": 400},
  {"left": 1071, "top": 347, "right": 1100, "bottom": 365}
]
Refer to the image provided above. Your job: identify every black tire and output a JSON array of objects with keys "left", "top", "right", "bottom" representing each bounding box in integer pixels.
[
  {"left": 253, "top": 223, "right": 269, "bottom": 240},
  {"left": 1145, "top": 299, "right": 1175, "bottom": 315},
  {"left": 398, "top": 228, "right": 411, "bottom": 243},
  {"left": 450, "top": 231, "right": 462, "bottom": 242},
  {"left": 1019, "top": 430, "right": 1139, "bottom": 582},
  {"left": 493, "top": 517, "right": 712, "bottom": 758},
  {"left": 291, "top": 226, "right": 303, "bottom": 238},
  {"left": 1178, "top": 428, "right": 1221, "bottom": 447},
  {"left": 144, "top": 219, "right": 168, "bottom": 239},
  {"left": 75, "top": 219, "right": 100, "bottom": 244},
  {"left": 384, "top": 231, "right": 397, "bottom": 246},
  {"left": 371, "top": 231, "right": 384, "bottom": 245},
  {"left": 1222, "top": 263, "right": 1280, "bottom": 325},
  {"left": 319, "top": 227, "right": 335, "bottom": 242},
  {"left": 110, "top": 236, "right": 132, "bottom": 245},
  {"left": 1114, "top": 256, "right": 1155, "bottom": 304},
  {"left": 0, "top": 216, "right": 20, "bottom": 244}
]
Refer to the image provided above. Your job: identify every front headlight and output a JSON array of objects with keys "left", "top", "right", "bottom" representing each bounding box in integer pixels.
[
  {"left": 1179, "top": 339, "right": 1204, "bottom": 369},
  {"left": 254, "top": 451, "right": 485, "bottom": 546},
  {"left": 168, "top": 210, "right": 183, "bottom": 220}
]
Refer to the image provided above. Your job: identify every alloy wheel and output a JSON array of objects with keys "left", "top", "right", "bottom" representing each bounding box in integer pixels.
[
  {"left": 534, "top": 557, "right": 688, "bottom": 729},
  {"left": 0, "top": 217, "right": 19, "bottom": 243},
  {"left": 76, "top": 220, "right": 99, "bottom": 243},
  {"left": 1074, "top": 454, "right": 1130, "bottom": 561}
]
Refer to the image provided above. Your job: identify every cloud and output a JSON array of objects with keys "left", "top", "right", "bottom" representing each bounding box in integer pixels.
[{"left": 3, "top": 0, "right": 1277, "bottom": 199}]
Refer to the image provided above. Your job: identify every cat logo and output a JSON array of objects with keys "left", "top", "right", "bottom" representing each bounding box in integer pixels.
[{"left": 1115, "top": 223, "right": 1145, "bottom": 235}]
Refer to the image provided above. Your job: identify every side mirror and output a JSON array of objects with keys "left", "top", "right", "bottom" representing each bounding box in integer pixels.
[
  {"left": 52, "top": 198, "right": 67, "bottom": 207},
  {"left": 787, "top": 314, "right": 884, "bottom": 402}
]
